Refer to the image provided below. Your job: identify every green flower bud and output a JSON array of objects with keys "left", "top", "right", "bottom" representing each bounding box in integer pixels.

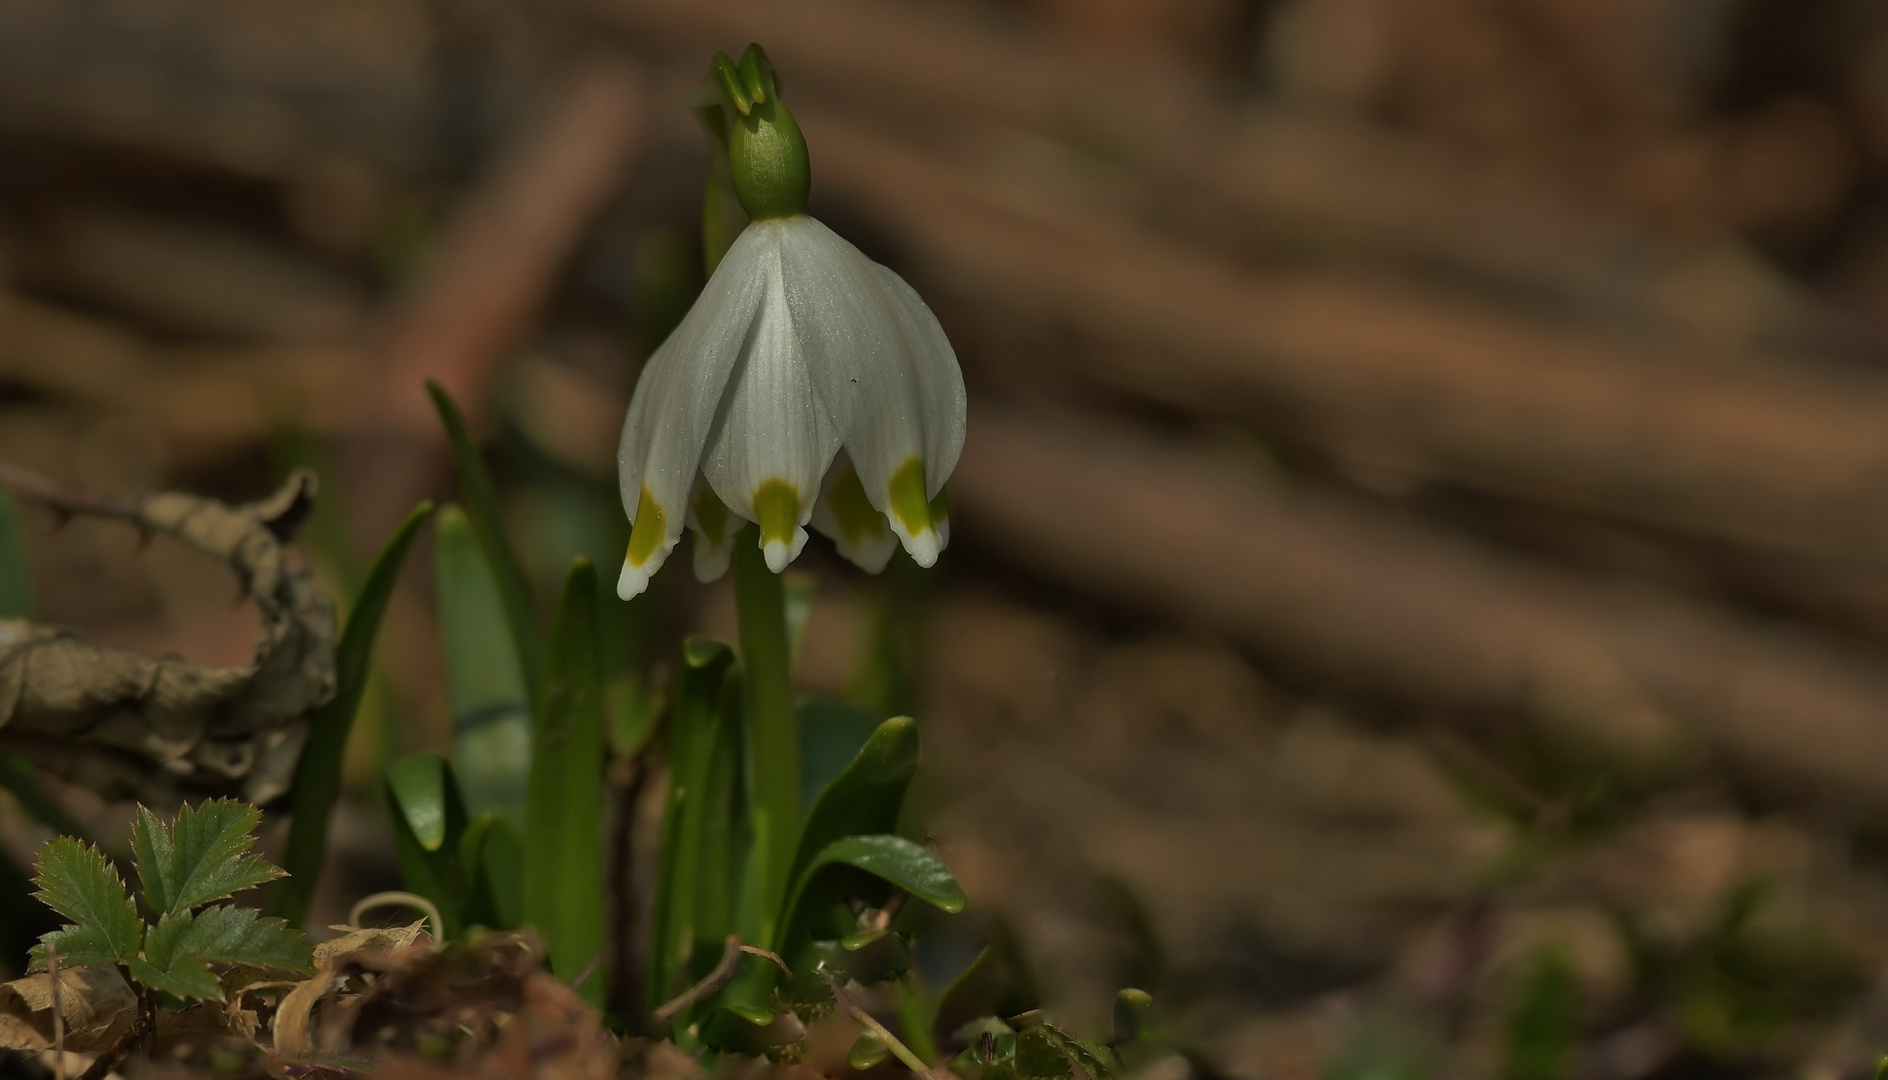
[{"left": 709, "top": 44, "right": 810, "bottom": 221}]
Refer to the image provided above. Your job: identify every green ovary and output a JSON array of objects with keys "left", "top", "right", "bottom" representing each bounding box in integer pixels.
[
  {"left": 888, "top": 457, "right": 933, "bottom": 537},
  {"left": 693, "top": 486, "right": 730, "bottom": 547},
  {"left": 626, "top": 485, "right": 667, "bottom": 567},
  {"left": 752, "top": 479, "right": 801, "bottom": 547},
  {"left": 828, "top": 462, "right": 887, "bottom": 543}
]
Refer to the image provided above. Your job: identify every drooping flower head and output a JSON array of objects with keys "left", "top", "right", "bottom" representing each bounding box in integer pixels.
[{"left": 615, "top": 44, "right": 966, "bottom": 601}]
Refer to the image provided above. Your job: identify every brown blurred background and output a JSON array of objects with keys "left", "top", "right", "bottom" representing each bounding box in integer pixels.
[{"left": 7, "top": 0, "right": 1888, "bottom": 1076}]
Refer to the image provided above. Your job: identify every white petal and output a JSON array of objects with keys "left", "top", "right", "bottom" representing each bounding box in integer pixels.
[
  {"left": 614, "top": 226, "right": 769, "bottom": 598},
  {"left": 686, "top": 476, "right": 744, "bottom": 583},
  {"left": 810, "top": 450, "right": 896, "bottom": 573},
  {"left": 775, "top": 221, "right": 964, "bottom": 566},
  {"left": 699, "top": 222, "right": 842, "bottom": 575}
]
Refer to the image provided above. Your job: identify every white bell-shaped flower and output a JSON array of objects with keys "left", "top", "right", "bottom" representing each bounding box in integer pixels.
[{"left": 614, "top": 51, "right": 965, "bottom": 601}]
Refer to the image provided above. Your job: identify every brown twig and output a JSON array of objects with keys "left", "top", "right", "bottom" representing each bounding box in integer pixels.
[
  {"left": 828, "top": 977, "right": 946, "bottom": 1080},
  {"left": 648, "top": 935, "right": 743, "bottom": 1029},
  {"left": 46, "top": 944, "right": 64, "bottom": 1080},
  {"left": 0, "top": 461, "right": 140, "bottom": 526}
]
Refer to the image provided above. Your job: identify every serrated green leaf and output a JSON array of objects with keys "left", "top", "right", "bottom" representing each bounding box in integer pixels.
[
  {"left": 130, "top": 953, "right": 221, "bottom": 1000},
  {"left": 1015, "top": 1029, "right": 1076, "bottom": 1080},
  {"left": 135, "top": 800, "right": 282, "bottom": 916},
  {"left": 1037, "top": 1022, "right": 1112, "bottom": 1080},
  {"left": 524, "top": 558, "right": 607, "bottom": 1009},
  {"left": 270, "top": 501, "right": 433, "bottom": 927},
  {"left": 31, "top": 837, "right": 141, "bottom": 965},
  {"left": 778, "top": 834, "right": 964, "bottom": 971},
  {"left": 147, "top": 906, "right": 312, "bottom": 974},
  {"left": 32, "top": 924, "right": 131, "bottom": 970},
  {"left": 436, "top": 504, "right": 533, "bottom": 825},
  {"left": 428, "top": 382, "right": 541, "bottom": 704}
]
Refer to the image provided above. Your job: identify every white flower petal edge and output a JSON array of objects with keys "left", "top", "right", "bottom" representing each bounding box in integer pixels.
[
  {"left": 616, "top": 215, "right": 966, "bottom": 598},
  {"left": 810, "top": 450, "right": 897, "bottom": 573},
  {"left": 686, "top": 480, "right": 741, "bottom": 584},
  {"left": 777, "top": 218, "right": 966, "bottom": 567},
  {"left": 700, "top": 226, "right": 842, "bottom": 574},
  {"left": 615, "top": 228, "right": 767, "bottom": 600}
]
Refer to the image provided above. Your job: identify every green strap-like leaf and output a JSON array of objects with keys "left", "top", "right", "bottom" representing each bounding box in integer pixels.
[
  {"left": 386, "top": 752, "right": 471, "bottom": 940},
  {"left": 524, "top": 558, "right": 608, "bottom": 1008},
  {"left": 31, "top": 838, "right": 141, "bottom": 966},
  {"left": 462, "top": 811, "right": 523, "bottom": 931},
  {"left": 435, "top": 504, "right": 533, "bottom": 825},
  {"left": 778, "top": 834, "right": 965, "bottom": 972},
  {"left": 134, "top": 800, "right": 283, "bottom": 916},
  {"left": 269, "top": 501, "right": 433, "bottom": 927},
  {"left": 780, "top": 716, "right": 919, "bottom": 934},
  {"left": 427, "top": 382, "right": 541, "bottom": 705},
  {"left": 647, "top": 638, "right": 735, "bottom": 1005}
]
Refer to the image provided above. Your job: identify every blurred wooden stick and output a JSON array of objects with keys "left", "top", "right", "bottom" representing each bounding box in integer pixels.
[
  {"left": 339, "top": 58, "right": 646, "bottom": 539},
  {"left": 801, "top": 113, "right": 1888, "bottom": 572},
  {"left": 953, "top": 404, "right": 1888, "bottom": 817}
]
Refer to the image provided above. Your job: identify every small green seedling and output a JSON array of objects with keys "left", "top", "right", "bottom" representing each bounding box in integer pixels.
[{"left": 31, "top": 798, "right": 313, "bottom": 1001}]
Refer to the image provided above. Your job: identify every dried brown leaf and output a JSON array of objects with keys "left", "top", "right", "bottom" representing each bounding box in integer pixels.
[
  {"left": 0, "top": 964, "right": 137, "bottom": 1052},
  {"left": 0, "top": 470, "right": 335, "bottom": 805}
]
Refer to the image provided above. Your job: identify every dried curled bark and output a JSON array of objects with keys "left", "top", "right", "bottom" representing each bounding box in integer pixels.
[{"left": 0, "top": 469, "right": 335, "bottom": 806}]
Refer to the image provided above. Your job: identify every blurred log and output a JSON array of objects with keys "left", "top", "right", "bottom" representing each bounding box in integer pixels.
[
  {"left": 797, "top": 113, "right": 1888, "bottom": 573},
  {"left": 334, "top": 59, "right": 647, "bottom": 539},
  {"left": 14, "top": 209, "right": 370, "bottom": 343},
  {"left": 601, "top": 0, "right": 1818, "bottom": 348},
  {"left": 0, "top": 292, "right": 360, "bottom": 462},
  {"left": 953, "top": 404, "right": 1888, "bottom": 818}
]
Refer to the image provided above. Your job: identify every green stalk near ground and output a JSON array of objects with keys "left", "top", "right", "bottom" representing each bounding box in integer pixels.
[
  {"left": 525, "top": 557, "right": 609, "bottom": 1008},
  {"left": 732, "top": 525, "right": 801, "bottom": 946},
  {"left": 269, "top": 501, "right": 433, "bottom": 928}
]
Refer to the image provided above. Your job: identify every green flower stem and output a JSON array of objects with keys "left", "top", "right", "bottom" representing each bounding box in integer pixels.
[{"left": 732, "top": 523, "right": 800, "bottom": 945}]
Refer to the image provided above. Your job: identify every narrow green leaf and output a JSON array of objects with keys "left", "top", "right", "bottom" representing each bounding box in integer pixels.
[
  {"left": 31, "top": 838, "right": 141, "bottom": 965},
  {"left": 269, "top": 501, "right": 433, "bottom": 927},
  {"left": 781, "top": 716, "right": 919, "bottom": 931},
  {"left": 797, "top": 699, "right": 883, "bottom": 811},
  {"left": 0, "top": 490, "right": 32, "bottom": 618},
  {"left": 648, "top": 638, "right": 735, "bottom": 1004},
  {"left": 778, "top": 834, "right": 964, "bottom": 972},
  {"left": 427, "top": 381, "right": 541, "bottom": 704},
  {"left": 386, "top": 753, "right": 470, "bottom": 940},
  {"left": 462, "top": 811, "right": 523, "bottom": 930},
  {"left": 524, "top": 558, "right": 607, "bottom": 1008},
  {"left": 435, "top": 504, "right": 533, "bottom": 825},
  {"left": 933, "top": 929, "right": 1041, "bottom": 1049},
  {"left": 134, "top": 800, "right": 282, "bottom": 917},
  {"left": 147, "top": 906, "right": 312, "bottom": 974}
]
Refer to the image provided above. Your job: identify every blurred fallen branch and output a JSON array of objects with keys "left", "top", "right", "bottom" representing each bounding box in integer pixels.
[
  {"left": 953, "top": 404, "right": 1888, "bottom": 818},
  {"left": 0, "top": 467, "right": 333, "bottom": 806},
  {"left": 802, "top": 113, "right": 1888, "bottom": 574}
]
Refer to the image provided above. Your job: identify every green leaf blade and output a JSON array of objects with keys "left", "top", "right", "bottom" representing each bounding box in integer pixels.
[
  {"left": 435, "top": 504, "right": 533, "bottom": 825},
  {"left": 783, "top": 715, "right": 920, "bottom": 923},
  {"left": 33, "top": 925, "right": 132, "bottom": 970},
  {"left": 31, "top": 838, "right": 141, "bottom": 965},
  {"left": 427, "top": 382, "right": 541, "bottom": 705},
  {"left": 269, "top": 500, "right": 433, "bottom": 927},
  {"left": 523, "top": 558, "right": 608, "bottom": 1009},
  {"left": 778, "top": 834, "right": 965, "bottom": 973},
  {"left": 648, "top": 637, "right": 735, "bottom": 1005},
  {"left": 164, "top": 906, "right": 313, "bottom": 972},
  {"left": 129, "top": 954, "right": 221, "bottom": 1001},
  {"left": 386, "top": 753, "right": 470, "bottom": 940}
]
